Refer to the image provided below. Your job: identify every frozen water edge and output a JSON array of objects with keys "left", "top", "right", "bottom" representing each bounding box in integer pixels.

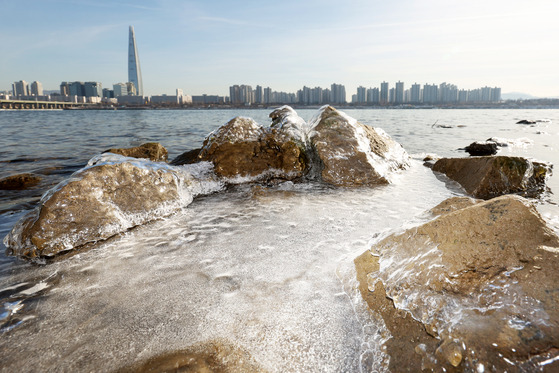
[{"left": 0, "top": 160, "right": 458, "bottom": 372}]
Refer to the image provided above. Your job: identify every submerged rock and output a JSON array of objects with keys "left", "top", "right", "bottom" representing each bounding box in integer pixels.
[
  {"left": 357, "top": 195, "right": 559, "bottom": 372},
  {"left": 464, "top": 140, "right": 498, "bottom": 156},
  {"left": 170, "top": 147, "right": 202, "bottom": 166},
  {"left": 104, "top": 142, "right": 168, "bottom": 162},
  {"left": 117, "top": 339, "right": 266, "bottom": 373},
  {"left": 3, "top": 154, "right": 195, "bottom": 259},
  {"left": 197, "top": 116, "right": 307, "bottom": 182},
  {"left": 308, "top": 106, "right": 409, "bottom": 186},
  {"left": 0, "top": 173, "right": 41, "bottom": 190},
  {"left": 517, "top": 119, "right": 537, "bottom": 125},
  {"left": 432, "top": 156, "right": 551, "bottom": 199}
]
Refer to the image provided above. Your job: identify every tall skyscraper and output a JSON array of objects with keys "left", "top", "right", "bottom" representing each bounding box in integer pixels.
[{"left": 128, "top": 26, "right": 143, "bottom": 96}]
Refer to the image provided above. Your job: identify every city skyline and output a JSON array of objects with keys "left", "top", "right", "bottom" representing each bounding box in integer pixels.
[{"left": 1, "top": 1, "right": 558, "bottom": 98}]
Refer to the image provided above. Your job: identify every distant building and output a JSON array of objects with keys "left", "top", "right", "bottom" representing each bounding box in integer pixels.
[
  {"left": 128, "top": 26, "right": 143, "bottom": 96},
  {"left": 330, "top": 83, "right": 346, "bottom": 104},
  {"left": 102, "top": 88, "right": 114, "bottom": 99},
  {"left": 229, "top": 85, "right": 253, "bottom": 105},
  {"left": 12, "top": 80, "right": 29, "bottom": 97},
  {"left": 69, "top": 82, "right": 85, "bottom": 97},
  {"left": 84, "top": 82, "right": 102, "bottom": 97},
  {"left": 60, "top": 82, "right": 70, "bottom": 96},
  {"left": 380, "top": 82, "right": 389, "bottom": 104},
  {"left": 395, "top": 81, "right": 404, "bottom": 104},
  {"left": 410, "top": 83, "right": 421, "bottom": 103},
  {"left": 126, "top": 82, "right": 137, "bottom": 96},
  {"left": 117, "top": 95, "right": 147, "bottom": 105},
  {"left": 356, "top": 86, "right": 366, "bottom": 104},
  {"left": 366, "top": 87, "right": 379, "bottom": 104},
  {"left": 30, "top": 81, "right": 43, "bottom": 96},
  {"left": 192, "top": 95, "right": 227, "bottom": 105},
  {"left": 422, "top": 84, "right": 438, "bottom": 104},
  {"left": 113, "top": 83, "right": 128, "bottom": 97}
]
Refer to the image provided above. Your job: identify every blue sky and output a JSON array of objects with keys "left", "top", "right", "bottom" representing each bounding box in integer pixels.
[{"left": 1, "top": 0, "right": 558, "bottom": 97}]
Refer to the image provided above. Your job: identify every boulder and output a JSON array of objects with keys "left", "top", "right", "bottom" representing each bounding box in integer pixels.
[
  {"left": 517, "top": 119, "right": 537, "bottom": 125},
  {"left": 104, "top": 142, "right": 168, "bottom": 162},
  {"left": 308, "top": 106, "right": 409, "bottom": 186},
  {"left": 4, "top": 154, "right": 193, "bottom": 259},
  {"left": 464, "top": 141, "right": 498, "bottom": 156},
  {"left": 0, "top": 173, "right": 41, "bottom": 190},
  {"left": 432, "top": 156, "right": 551, "bottom": 199},
  {"left": 357, "top": 195, "right": 559, "bottom": 372},
  {"left": 197, "top": 116, "right": 307, "bottom": 181},
  {"left": 269, "top": 105, "right": 309, "bottom": 145}
]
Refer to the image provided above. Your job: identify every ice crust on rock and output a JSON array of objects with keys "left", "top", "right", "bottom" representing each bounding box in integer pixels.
[
  {"left": 269, "top": 105, "right": 310, "bottom": 145},
  {"left": 4, "top": 154, "right": 224, "bottom": 258}
]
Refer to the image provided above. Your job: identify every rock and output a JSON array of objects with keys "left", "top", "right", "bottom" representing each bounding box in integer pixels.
[
  {"left": 269, "top": 105, "right": 309, "bottom": 145},
  {"left": 357, "top": 195, "right": 559, "bottom": 372},
  {"left": 197, "top": 116, "right": 307, "bottom": 181},
  {"left": 104, "top": 142, "right": 168, "bottom": 162},
  {"left": 170, "top": 148, "right": 202, "bottom": 166},
  {"left": 432, "top": 156, "right": 551, "bottom": 199},
  {"left": 422, "top": 155, "right": 439, "bottom": 169},
  {"left": 308, "top": 106, "right": 409, "bottom": 186},
  {"left": 0, "top": 173, "right": 41, "bottom": 190},
  {"left": 464, "top": 140, "right": 498, "bottom": 156},
  {"left": 4, "top": 154, "right": 193, "bottom": 259},
  {"left": 117, "top": 339, "right": 266, "bottom": 373},
  {"left": 428, "top": 196, "right": 480, "bottom": 216},
  {"left": 517, "top": 119, "right": 537, "bottom": 125}
]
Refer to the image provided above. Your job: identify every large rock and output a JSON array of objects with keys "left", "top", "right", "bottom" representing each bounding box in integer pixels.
[
  {"left": 4, "top": 154, "right": 194, "bottom": 259},
  {"left": 197, "top": 116, "right": 307, "bottom": 181},
  {"left": 357, "top": 195, "right": 559, "bottom": 371},
  {"left": 0, "top": 173, "right": 41, "bottom": 190},
  {"left": 104, "top": 142, "right": 168, "bottom": 162},
  {"left": 432, "top": 156, "right": 550, "bottom": 199},
  {"left": 308, "top": 106, "right": 409, "bottom": 186}
]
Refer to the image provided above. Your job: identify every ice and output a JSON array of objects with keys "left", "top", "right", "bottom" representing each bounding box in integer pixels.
[{"left": 0, "top": 160, "right": 455, "bottom": 371}]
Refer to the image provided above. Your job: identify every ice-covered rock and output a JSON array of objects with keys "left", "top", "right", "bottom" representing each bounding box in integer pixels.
[
  {"left": 197, "top": 116, "right": 307, "bottom": 182},
  {"left": 433, "top": 155, "right": 551, "bottom": 199},
  {"left": 308, "top": 106, "right": 409, "bottom": 186},
  {"left": 269, "top": 105, "right": 309, "bottom": 145},
  {"left": 104, "top": 142, "right": 168, "bottom": 162},
  {"left": 357, "top": 195, "right": 559, "bottom": 371},
  {"left": 3, "top": 154, "right": 220, "bottom": 259}
]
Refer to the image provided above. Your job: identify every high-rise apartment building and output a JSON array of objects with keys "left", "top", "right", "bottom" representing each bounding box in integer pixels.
[
  {"left": 12, "top": 80, "right": 29, "bottom": 97},
  {"left": 380, "top": 82, "right": 389, "bottom": 104},
  {"left": 410, "top": 83, "right": 421, "bottom": 103},
  {"left": 330, "top": 83, "right": 346, "bottom": 104},
  {"left": 69, "top": 82, "right": 85, "bottom": 97},
  {"left": 128, "top": 26, "right": 143, "bottom": 96},
  {"left": 356, "top": 86, "right": 366, "bottom": 104},
  {"left": 395, "top": 81, "right": 404, "bottom": 104},
  {"left": 30, "top": 81, "right": 43, "bottom": 96}
]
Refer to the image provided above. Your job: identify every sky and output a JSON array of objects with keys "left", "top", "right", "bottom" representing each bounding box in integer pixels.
[{"left": 1, "top": 0, "right": 558, "bottom": 98}]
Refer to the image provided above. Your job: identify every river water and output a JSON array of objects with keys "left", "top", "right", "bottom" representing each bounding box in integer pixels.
[{"left": 0, "top": 108, "right": 558, "bottom": 372}]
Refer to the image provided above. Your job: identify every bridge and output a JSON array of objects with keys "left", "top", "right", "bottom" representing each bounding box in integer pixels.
[{"left": 0, "top": 99, "right": 88, "bottom": 110}]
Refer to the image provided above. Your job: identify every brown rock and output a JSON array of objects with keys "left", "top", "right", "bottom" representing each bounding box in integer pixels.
[
  {"left": 4, "top": 159, "right": 188, "bottom": 259},
  {"left": 198, "top": 117, "right": 307, "bottom": 181},
  {"left": 170, "top": 148, "right": 202, "bottom": 166},
  {"left": 358, "top": 195, "right": 559, "bottom": 371},
  {"left": 117, "top": 339, "right": 266, "bottom": 373},
  {"left": 309, "top": 106, "right": 409, "bottom": 186},
  {"left": 0, "top": 173, "right": 41, "bottom": 190},
  {"left": 432, "top": 156, "right": 551, "bottom": 199},
  {"left": 105, "top": 142, "right": 168, "bottom": 162}
]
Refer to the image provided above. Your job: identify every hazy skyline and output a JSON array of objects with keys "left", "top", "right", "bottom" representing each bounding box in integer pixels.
[{"left": 2, "top": 0, "right": 558, "bottom": 98}]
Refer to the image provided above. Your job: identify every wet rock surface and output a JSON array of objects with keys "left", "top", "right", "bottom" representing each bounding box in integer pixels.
[
  {"left": 357, "top": 195, "right": 559, "bottom": 372},
  {"left": 104, "top": 142, "right": 168, "bottom": 162},
  {"left": 308, "top": 106, "right": 410, "bottom": 186},
  {"left": 0, "top": 173, "right": 41, "bottom": 190},
  {"left": 117, "top": 339, "right": 266, "bottom": 373},
  {"left": 4, "top": 155, "right": 190, "bottom": 259},
  {"left": 432, "top": 155, "right": 551, "bottom": 199},
  {"left": 464, "top": 140, "right": 499, "bottom": 156},
  {"left": 197, "top": 116, "right": 307, "bottom": 181}
]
